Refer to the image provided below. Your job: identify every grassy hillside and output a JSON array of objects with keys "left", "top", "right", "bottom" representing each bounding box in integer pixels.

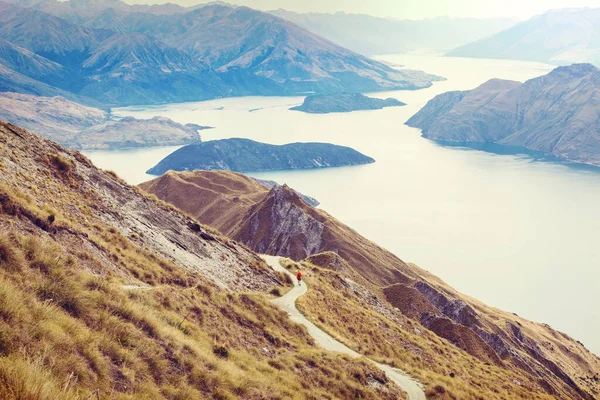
[
  {"left": 0, "top": 121, "right": 405, "bottom": 399},
  {"left": 142, "top": 169, "right": 600, "bottom": 399}
]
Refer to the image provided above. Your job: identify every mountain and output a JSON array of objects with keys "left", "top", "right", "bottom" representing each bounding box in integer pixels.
[
  {"left": 406, "top": 64, "right": 600, "bottom": 166},
  {"left": 0, "top": 38, "right": 67, "bottom": 83},
  {"left": 141, "top": 169, "right": 600, "bottom": 399},
  {"left": 0, "top": 1, "right": 442, "bottom": 105},
  {"left": 0, "top": 120, "right": 409, "bottom": 399},
  {"left": 146, "top": 138, "right": 376, "bottom": 175},
  {"left": 291, "top": 93, "right": 405, "bottom": 114},
  {"left": 447, "top": 8, "right": 600, "bottom": 65},
  {"left": 270, "top": 10, "right": 517, "bottom": 56},
  {"left": 77, "top": 33, "right": 227, "bottom": 104},
  {"left": 0, "top": 92, "right": 209, "bottom": 149},
  {"left": 0, "top": 1, "right": 111, "bottom": 67},
  {"left": 79, "top": 3, "right": 443, "bottom": 94}
]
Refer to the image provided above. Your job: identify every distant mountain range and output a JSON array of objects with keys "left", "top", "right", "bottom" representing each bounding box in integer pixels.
[
  {"left": 270, "top": 10, "right": 517, "bottom": 56},
  {"left": 0, "top": 0, "right": 442, "bottom": 106},
  {"left": 147, "top": 138, "right": 375, "bottom": 175},
  {"left": 406, "top": 63, "right": 600, "bottom": 166},
  {"left": 447, "top": 8, "right": 600, "bottom": 65}
]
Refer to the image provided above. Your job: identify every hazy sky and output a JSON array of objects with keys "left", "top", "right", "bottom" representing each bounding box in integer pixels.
[{"left": 126, "top": 0, "right": 600, "bottom": 19}]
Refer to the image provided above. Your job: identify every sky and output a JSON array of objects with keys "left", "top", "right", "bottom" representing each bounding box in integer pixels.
[{"left": 126, "top": 0, "right": 600, "bottom": 19}]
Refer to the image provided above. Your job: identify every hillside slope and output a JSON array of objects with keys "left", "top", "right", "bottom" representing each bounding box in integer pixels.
[
  {"left": 447, "top": 8, "right": 600, "bottom": 65},
  {"left": 0, "top": 120, "right": 405, "bottom": 399},
  {"left": 406, "top": 64, "right": 600, "bottom": 166},
  {"left": 141, "top": 169, "right": 600, "bottom": 399}
]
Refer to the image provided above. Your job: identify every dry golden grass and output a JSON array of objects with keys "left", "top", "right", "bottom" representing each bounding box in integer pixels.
[
  {"left": 294, "top": 261, "right": 555, "bottom": 400},
  {"left": 0, "top": 229, "right": 406, "bottom": 400}
]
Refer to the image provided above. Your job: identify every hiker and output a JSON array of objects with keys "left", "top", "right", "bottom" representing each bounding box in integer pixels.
[{"left": 296, "top": 269, "right": 303, "bottom": 286}]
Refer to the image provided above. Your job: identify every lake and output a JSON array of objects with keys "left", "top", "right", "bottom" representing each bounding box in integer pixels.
[{"left": 85, "top": 54, "right": 600, "bottom": 355}]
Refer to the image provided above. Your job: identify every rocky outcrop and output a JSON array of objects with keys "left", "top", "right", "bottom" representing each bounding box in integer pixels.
[
  {"left": 407, "top": 64, "right": 600, "bottom": 166},
  {"left": 147, "top": 138, "right": 375, "bottom": 175},
  {"left": 235, "top": 185, "right": 325, "bottom": 260},
  {"left": 420, "top": 312, "right": 504, "bottom": 366},
  {"left": 290, "top": 93, "right": 405, "bottom": 114}
]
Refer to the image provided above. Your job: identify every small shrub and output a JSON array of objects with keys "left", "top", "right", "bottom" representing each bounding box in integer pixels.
[
  {"left": 49, "top": 154, "right": 72, "bottom": 174},
  {"left": 213, "top": 345, "right": 229, "bottom": 359},
  {"left": 36, "top": 275, "right": 88, "bottom": 318},
  {"left": 0, "top": 235, "right": 24, "bottom": 272},
  {"left": 270, "top": 288, "right": 281, "bottom": 297}
]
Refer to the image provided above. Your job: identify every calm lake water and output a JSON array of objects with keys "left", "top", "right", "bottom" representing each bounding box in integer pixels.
[{"left": 85, "top": 55, "right": 600, "bottom": 355}]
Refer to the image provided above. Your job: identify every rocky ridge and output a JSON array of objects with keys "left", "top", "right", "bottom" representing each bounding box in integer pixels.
[{"left": 0, "top": 0, "right": 442, "bottom": 105}]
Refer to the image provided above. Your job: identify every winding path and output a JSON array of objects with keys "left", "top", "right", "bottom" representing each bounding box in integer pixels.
[{"left": 263, "top": 255, "right": 425, "bottom": 400}]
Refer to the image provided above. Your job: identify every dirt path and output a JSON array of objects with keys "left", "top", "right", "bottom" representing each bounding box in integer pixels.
[{"left": 263, "top": 255, "right": 425, "bottom": 400}]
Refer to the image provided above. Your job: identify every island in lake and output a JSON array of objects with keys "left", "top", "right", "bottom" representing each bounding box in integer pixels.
[
  {"left": 290, "top": 93, "right": 406, "bottom": 114},
  {"left": 147, "top": 138, "right": 375, "bottom": 175}
]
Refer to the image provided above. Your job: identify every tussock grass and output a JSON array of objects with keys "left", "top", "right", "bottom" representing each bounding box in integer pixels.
[
  {"left": 0, "top": 355, "right": 79, "bottom": 400},
  {"left": 0, "top": 230, "right": 404, "bottom": 399},
  {"left": 0, "top": 234, "right": 25, "bottom": 272},
  {"left": 296, "top": 262, "right": 555, "bottom": 400}
]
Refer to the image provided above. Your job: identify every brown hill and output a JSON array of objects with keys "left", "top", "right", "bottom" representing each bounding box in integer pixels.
[
  {"left": 0, "top": 121, "right": 406, "bottom": 399},
  {"left": 141, "top": 171, "right": 415, "bottom": 287},
  {"left": 142, "top": 169, "right": 600, "bottom": 399}
]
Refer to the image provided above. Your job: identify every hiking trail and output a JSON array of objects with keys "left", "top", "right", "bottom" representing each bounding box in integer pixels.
[{"left": 263, "top": 255, "right": 425, "bottom": 400}]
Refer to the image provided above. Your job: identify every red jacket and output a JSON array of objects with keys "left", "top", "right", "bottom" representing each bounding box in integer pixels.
[{"left": 296, "top": 271, "right": 302, "bottom": 279}]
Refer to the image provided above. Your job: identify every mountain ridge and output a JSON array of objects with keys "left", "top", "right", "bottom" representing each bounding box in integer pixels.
[
  {"left": 0, "top": 0, "right": 442, "bottom": 106},
  {"left": 406, "top": 63, "right": 600, "bottom": 166},
  {"left": 447, "top": 8, "right": 600, "bottom": 65}
]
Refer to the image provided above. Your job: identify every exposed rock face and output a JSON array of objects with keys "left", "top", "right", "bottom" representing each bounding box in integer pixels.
[
  {"left": 420, "top": 312, "right": 503, "bottom": 366},
  {"left": 253, "top": 178, "right": 319, "bottom": 207},
  {"left": 290, "top": 93, "right": 405, "bottom": 114},
  {"left": 407, "top": 64, "right": 600, "bottom": 166},
  {"left": 234, "top": 185, "right": 325, "bottom": 260},
  {"left": 447, "top": 8, "right": 600, "bottom": 65},
  {"left": 0, "top": 120, "right": 276, "bottom": 292},
  {"left": 0, "top": 92, "right": 208, "bottom": 149},
  {"left": 147, "top": 138, "right": 375, "bottom": 175},
  {"left": 413, "top": 281, "right": 480, "bottom": 328}
]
